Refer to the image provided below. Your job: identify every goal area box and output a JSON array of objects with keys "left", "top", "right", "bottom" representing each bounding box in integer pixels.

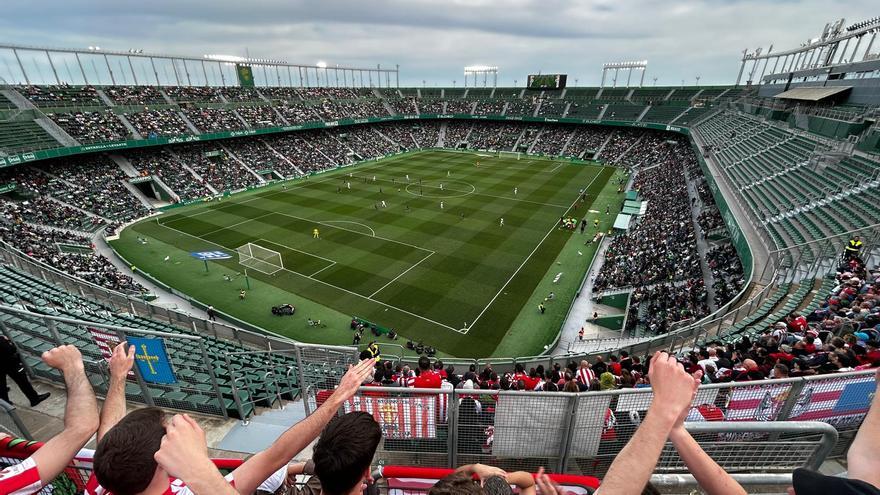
[{"left": 237, "top": 243, "right": 283, "bottom": 275}]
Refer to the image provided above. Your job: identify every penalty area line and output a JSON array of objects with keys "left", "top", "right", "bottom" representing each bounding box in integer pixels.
[{"left": 154, "top": 221, "right": 464, "bottom": 334}]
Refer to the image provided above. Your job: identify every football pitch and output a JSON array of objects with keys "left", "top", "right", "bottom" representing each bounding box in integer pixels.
[{"left": 114, "top": 150, "right": 617, "bottom": 357}]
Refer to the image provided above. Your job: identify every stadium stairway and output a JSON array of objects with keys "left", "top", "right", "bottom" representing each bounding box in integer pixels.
[{"left": 217, "top": 399, "right": 309, "bottom": 453}]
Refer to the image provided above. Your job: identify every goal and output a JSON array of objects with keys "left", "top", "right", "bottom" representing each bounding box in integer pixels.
[
  {"left": 236, "top": 243, "right": 283, "bottom": 275},
  {"left": 497, "top": 151, "right": 521, "bottom": 160}
]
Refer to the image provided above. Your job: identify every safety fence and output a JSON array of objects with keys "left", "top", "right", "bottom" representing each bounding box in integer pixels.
[
  {"left": 0, "top": 400, "right": 29, "bottom": 439},
  {"left": 332, "top": 370, "right": 871, "bottom": 476},
  {"left": 0, "top": 302, "right": 361, "bottom": 421},
  {"left": 0, "top": 304, "right": 229, "bottom": 418}
]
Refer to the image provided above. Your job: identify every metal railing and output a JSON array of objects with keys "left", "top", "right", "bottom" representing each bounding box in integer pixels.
[
  {"left": 0, "top": 400, "right": 30, "bottom": 439},
  {"left": 339, "top": 373, "right": 858, "bottom": 477},
  {"left": 0, "top": 304, "right": 228, "bottom": 418}
]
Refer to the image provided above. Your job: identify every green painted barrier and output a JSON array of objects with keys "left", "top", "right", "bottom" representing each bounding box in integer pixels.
[{"left": 594, "top": 315, "right": 624, "bottom": 330}]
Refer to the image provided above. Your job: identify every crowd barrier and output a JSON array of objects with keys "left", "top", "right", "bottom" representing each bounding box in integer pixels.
[
  {"left": 0, "top": 421, "right": 839, "bottom": 494},
  {"left": 337, "top": 370, "right": 870, "bottom": 476}
]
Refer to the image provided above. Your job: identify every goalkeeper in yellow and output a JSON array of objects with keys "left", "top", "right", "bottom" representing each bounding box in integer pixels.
[{"left": 313, "top": 228, "right": 320, "bottom": 239}]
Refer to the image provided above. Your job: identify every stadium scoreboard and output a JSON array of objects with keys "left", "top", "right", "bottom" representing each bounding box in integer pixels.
[{"left": 527, "top": 74, "right": 567, "bottom": 90}]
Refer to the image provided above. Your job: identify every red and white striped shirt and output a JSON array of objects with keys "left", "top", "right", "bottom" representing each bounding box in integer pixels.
[
  {"left": 576, "top": 367, "right": 595, "bottom": 385},
  {"left": 0, "top": 457, "right": 42, "bottom": 495}
]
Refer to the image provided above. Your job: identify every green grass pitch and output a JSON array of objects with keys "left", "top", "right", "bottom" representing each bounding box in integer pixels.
[{"left": 113, "top": 150, "right": 617, "bottom": 358}]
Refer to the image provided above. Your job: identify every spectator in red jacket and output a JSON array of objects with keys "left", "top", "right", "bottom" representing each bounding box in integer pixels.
[{"left": 413, "top": 356, "right": 442, "bottom": 388}]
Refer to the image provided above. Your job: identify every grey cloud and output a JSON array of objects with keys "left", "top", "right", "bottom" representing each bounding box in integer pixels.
[{"left": 1, "top": 0, "right": 875, "bottom": 86}]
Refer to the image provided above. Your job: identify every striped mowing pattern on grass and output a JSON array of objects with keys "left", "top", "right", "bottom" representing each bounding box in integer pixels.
[{"left": 122, "top": 151, "right": 613, "bottom": 357}]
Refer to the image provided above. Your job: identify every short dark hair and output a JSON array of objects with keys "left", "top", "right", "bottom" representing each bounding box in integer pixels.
[
  {"left": 313, "top": 412, "right": 382, "bottom": 495},
  {"left": 94, "top": 408, "right": 166, "bottom": 495},
  {"left": 418, "top": 356, "right": 431, "bottom": 370},
  {"left": 429, "top": 472, "right": 483, "bottom": 495}
]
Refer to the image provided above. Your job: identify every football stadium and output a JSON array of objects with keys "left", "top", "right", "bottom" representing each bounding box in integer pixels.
[{"left": 0, "top": 3, "right": 879, "bottom": 493}]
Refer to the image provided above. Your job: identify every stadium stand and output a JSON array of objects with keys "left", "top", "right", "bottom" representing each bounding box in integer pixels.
[
  {"left": 47, "top": 110, "right": 129, "bottom": 143},
  {"left": 18, "top": 85, "right": 103, "bottom": 107},
  {"left": 104, "top": 86, "right": 166, "bottom": 106},
  {"left": 125, "top": 109, "right": 191, "bottom": 138}
]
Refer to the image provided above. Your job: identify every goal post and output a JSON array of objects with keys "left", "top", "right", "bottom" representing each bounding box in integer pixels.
[
  {"left": 236, "top": 242, "right": 283, "bottom": 275},
  {"left": 497, "top": 151, "right": 521, "bottom": 160}
]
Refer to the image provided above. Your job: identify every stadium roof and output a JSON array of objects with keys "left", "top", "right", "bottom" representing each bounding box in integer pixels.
[{"left": 773, "top": 86, "right": 851, "bottom": 101}]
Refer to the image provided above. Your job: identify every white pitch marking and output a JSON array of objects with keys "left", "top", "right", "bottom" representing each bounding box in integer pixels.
[
  {"left": 370, "top": 252, "right": 434, "bottom": 298},
  {"left": 464, "top": 168, "right": 605, "bottom": 334},
  {"left": 155, "top": 221, "right": 463, "bottom": 333}
]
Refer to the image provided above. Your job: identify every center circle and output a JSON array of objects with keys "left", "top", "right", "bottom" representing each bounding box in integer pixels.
[{"left": 404, "top": 180, "right": 476, "bottom": 198}]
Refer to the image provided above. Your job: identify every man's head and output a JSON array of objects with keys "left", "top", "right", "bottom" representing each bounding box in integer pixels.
[
  {"left": 418, "top": 356, "right": 431, "bottom": 371},
  {"left": 313, "top": 412, "right": 382, "bottom": 495},
  {"left": 94, "top": 407, "right": 167, "bottom": 495},
  {"left": 429, "top": 472, "right": 483, "bottom": 495}
]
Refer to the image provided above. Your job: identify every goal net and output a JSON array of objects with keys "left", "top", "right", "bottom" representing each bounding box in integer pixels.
[
  {"left": 497, "top": 151, "right": 521, "bottom": 160},
  {"left": 236, "top": 243, "right": 283, "bottom": 275}
]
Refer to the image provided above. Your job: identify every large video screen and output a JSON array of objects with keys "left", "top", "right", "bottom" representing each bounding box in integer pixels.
[{"left": 527, "top": 74, "right": 567, "bottom": 90}]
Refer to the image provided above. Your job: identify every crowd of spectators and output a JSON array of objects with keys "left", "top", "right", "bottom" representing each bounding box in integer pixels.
[
  {"left": 707, "top": 243, "right": 746, "bottom": 307},
  {"left": 104, "top": 86, "right": 166, "bottom": 106},
  {"left": 444, "top": 99, "right": 476, "bottom": 114},
  {"left": 276, "top": 102, "right": 319, "bottom": 125},
  {"left": 164, "top": 86, "right": 223, "bottom": 103},
  {"left": 537, "top": 100, "right": 567, "bottom": 117},
  {"left": 620, "top": 131, "right": 674, "bottom": 168},
  {"left": 0, "top": 218, "right": 145, "bottom": 294},
  {"left": 19, "top": 85, "right": 102, "bottom": 107},
  {"left": 256, "top": 86, "right": 300, "bottom": 102},
  {"left": 373, "top": 122, "right": 419, "bottom": 149},
  {"left": 565, "top": 126, "right": 613, "bottom": 158},
  {"left": 218, "top": 87, "right": 262, "bottom": 102},
  {"left": 342, "top": 126, "right": 399, "bottom": 158},
  {"left": 410, "top": 121, "right": 442, "bottom": 148},
  {"left": 227, "top": 138, "right": 292, "bottom": 178},
  {"left": 126, "top": 148, "right": 212, "bottom": 201},
  {"left": 529, "top": 124, "right": 572, "bottom": 155},
  {"left": 295, "top": 87, "right": 361, "bottom": 100},
  {"left": 126, "top": 109, "right": 191, "bottom": 138},
  {"left": 236, "top": 105, "right": 282, "bottom": 128},
  {"left": 418, "top": 99, "right": 445, "bottom": 114},
  {"left": 595, "top": 140, "right": 700, "bottom": 290},
  {"left": 41, "top": 157, "right": 150, "bottom": 223},
  {"left": 0, "top": 197, "right": 103, "bottom": 232},
  {"left": 597, "top": 128, "right": 643, "bottom": 162},
  {"left": 466, "top": 122, "right": 521, "bottom": 150},
  {"left": 48, "top": 110, "right": 128, "bottom": 143},
  {"left": 505, "top": 98, "right": 538, "bottom": 116},
  {"left": 183, "top": 107, "right": 243, "bottom": 133},
  {"left": 472, "top": 100, "right": 506, "bottom": 116},
  {"left": 629, "top": 279, "right": 708, "bottom": 335},
  {"left": 173, "top": 143, "right": 261, "bottom": 192},
  {"left": 387, "top": 97, "right": 418, "bottom": 115},
  {"left": 265, "top": 132, "right": 332, "bottom": 174},
  {"left": 444, "top": 121, "right": 472, "bottom": 147}
]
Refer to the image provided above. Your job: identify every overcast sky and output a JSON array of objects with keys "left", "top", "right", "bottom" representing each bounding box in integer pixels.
[{"left": 1, "top": 0, "right": 875, "bottom": 87}]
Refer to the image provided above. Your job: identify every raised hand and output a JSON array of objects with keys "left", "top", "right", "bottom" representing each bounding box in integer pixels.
[
  {"left": 535, "top": 467, "right": 561, "bottom": 494},
  {"left": 41, "top": 345, "right": 85, "bottom": 374},
  {"left": 647, "top": 352, "right": 701, "bottom": 422},
  {"left": 335, "top": 358, "right": 377, "bottom": 400},
  {"left": 108, "top": 341, "right": 135, "bottom": 380}
]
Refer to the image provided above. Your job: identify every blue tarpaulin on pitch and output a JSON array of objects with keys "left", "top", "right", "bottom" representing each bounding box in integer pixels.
[{"left": 190, "top": 250, "right": 232, "bottom": 260}]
